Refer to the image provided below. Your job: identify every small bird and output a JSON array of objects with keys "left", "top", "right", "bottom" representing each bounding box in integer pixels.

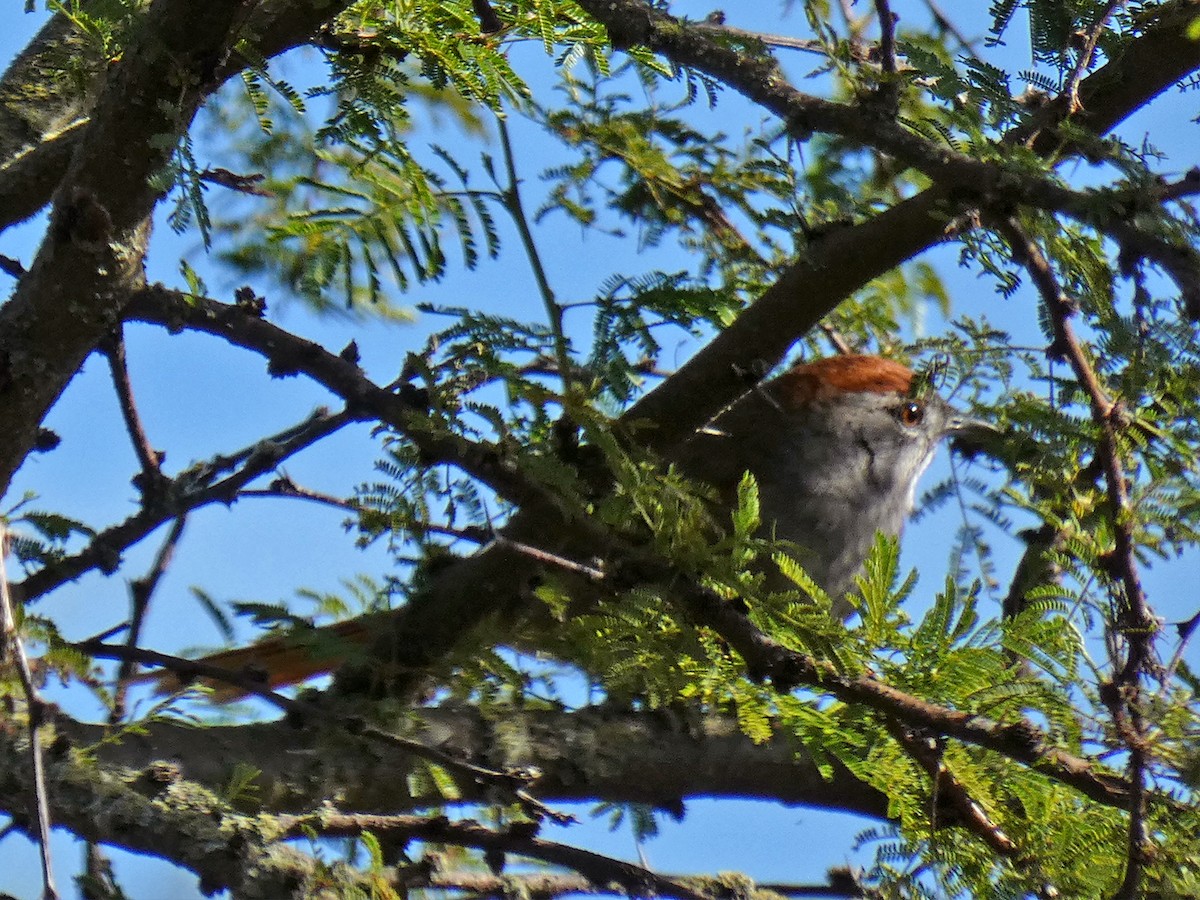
[
  {"left": 674, "top": 354, "right": 988, "bottom": 614},
  {"left": 158, "top": 354, "right": 987, "bottom": 694}
]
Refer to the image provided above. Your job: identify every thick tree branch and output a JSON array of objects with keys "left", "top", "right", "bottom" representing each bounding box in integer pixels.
[
  {"left": 0, "top": 16, "right": 103, "bottom": 172},
  {"left": 57, "top": 703, "right": 889, "bottom": 819},
  {"left": 390, "top": 870, "right": 868, "bottom": 900},
  {"left": 0, "top": 722, "right": 326, "bottom": 898},
  {"left": 0, "top": 0, "right": 254, "bottom": 492},
  {"left": 0, "top": 0, "right": 360, "bottom": 234}
]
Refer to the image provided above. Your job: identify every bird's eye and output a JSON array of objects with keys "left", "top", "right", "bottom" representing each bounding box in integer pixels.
[{"left": 897, "top": 400, "right": 925, "bottom": 427}]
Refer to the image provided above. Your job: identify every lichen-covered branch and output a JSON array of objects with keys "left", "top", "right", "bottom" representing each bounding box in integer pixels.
[{"left": 57, "top": 704, "right": 888, "bottom": 819}]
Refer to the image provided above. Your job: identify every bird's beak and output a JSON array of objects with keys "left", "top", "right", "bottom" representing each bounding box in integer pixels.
[
  {"left": 945, "top": 412, "right": 1003, "bottom": 459},
  {"left": 946, "top": 413, "right": 999, "bottom": 438}
]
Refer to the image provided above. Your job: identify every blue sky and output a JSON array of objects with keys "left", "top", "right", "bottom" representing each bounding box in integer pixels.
[{"left": 2, "top": 2, "right": 1199, "bottom": 897}]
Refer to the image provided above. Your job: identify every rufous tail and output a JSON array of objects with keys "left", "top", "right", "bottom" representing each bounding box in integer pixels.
[{"left": 148, "top": 615, "right": 381, "bottom": 699}]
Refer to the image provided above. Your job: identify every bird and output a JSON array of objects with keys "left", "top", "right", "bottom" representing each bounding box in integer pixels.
[
  {"left": 152, "top": 354, "right": 987, "bottom": 696},
  {"left": 672, "top": 353, "right": 988, "bottom": 615}
]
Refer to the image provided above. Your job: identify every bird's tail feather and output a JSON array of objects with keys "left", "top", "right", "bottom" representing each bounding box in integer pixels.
[{"left": 148, "top": 615, "right": 384, "bottom": 699}]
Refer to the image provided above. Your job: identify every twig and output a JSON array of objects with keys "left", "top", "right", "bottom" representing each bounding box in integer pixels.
[
  {"left": 692, "top": 23, "right": 872, "bottom": 61},
  {"left": 1158, "top": 610, "right": 1200, "bottom": 697},
  {"left": 494, "top": 537, "right": 606, "bottom": 581},
  {"left": 819, "top": 322, "right": 854, "bottom": 355},
  {"left": 358, "top": 724, "right": 574, "bottom": 825},
  {"left": 994, "top": 216, "right": 1152, "bottom": 899},
  {"left": 198, "top": 167, "right": 270, "bottom": 196},
  {"left": 0, "top": 522, "right": 59, "bottom": 900},
  {"left": 110, "top": 515, "right": 187, "bottom": 722},
  {"left": 495, "top": 116, "right": 573, "bottom": 397},
  {"left": 884, "top": 720, "right": 1017, "bottom": 857},
  {"left": 837, "top": 0, "right": 860, "bottom": 34},
  {"left": 15, "top": 406, "right": 355, "bottom": 605},
  {"left": 240, "top": 482, "right": 492, "bottom": 548},
  {"left": 995, "top": 219, "right": 1154, "bottom": 665},
  {"left": 278, "top": 812, "right": 710, "bottom": 900},
  {"left": 873, "top": 0, "right": 898, "bottom": 76},
  {"left": 1103, "top": 217, "right": 1200, "bottom": 320},
  {"left": 1009, "top": 1, "right": 1127, "bottom": 150},
  {"left": 1063, "top": 1, "right": 1127, "bottom": 115},
  {"left": 1154, "top": 166, "right": 1200, "bottom": 203},
  {"left": 238, "top": 476, "right": 357, "bottom": 513},
  {"left": 0, "top": 254, "right": 26, "bottom": 278},
  {"left": 100, "top": 326, "right": 162, "bottom": 481},
  {"left": 125, "top": 286, "right": 555, "bottom": 509}
]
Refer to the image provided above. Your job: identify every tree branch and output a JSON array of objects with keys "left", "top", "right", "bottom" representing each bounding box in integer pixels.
[
  {"left": 994, "top": 216, "right": 1154, "bottom": 899},
  {"left": 14, "top": 407, "right": 354, "bottom": 604},
  {"left": 0, "top": 523, "right": 58, "bottom": 900},
  {"left": 99, "top": 325, "right": 164, "bottom": 485},
  {"left": 124, "top": 285, "right": 552, "bottom": 508},
  {"left": 0, "top": 0, "right": 361, "bottom": 233},
  {"left": 666, "top": 572, "right": 1134, "bottom": 809},
  {"left": 0, "top": 0, "right": 255, "bottom": 491},
  {"left": 110, "top": 515, "right": 187, "bottom": 722},
  {"left": 56, "top": 702, "right": 889, "bottom": 819},
  {"left": 281, "top": 813, "right": 711, "bottom": 900},
  {"left": 615, "top": 0, "right": 1200, "bottom": 454}
]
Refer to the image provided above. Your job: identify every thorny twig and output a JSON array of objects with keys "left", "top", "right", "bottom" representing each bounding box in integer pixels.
[
  {"left": 0, "top": 523, "right": 59, "bottom": 900},
  {"left": 995, "top": 217, "right": 1152, "bottom": 899}
]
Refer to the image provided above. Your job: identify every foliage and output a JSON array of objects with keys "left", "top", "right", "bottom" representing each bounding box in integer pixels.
[{"left": 5, "top": 0, "right": 1200, "bottom": 898}]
